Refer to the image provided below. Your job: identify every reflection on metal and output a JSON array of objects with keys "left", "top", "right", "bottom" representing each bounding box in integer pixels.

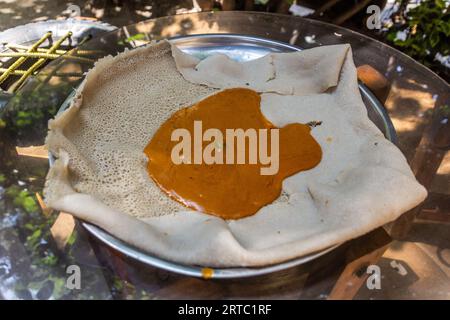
[
  {"left": 84, "top": 223, "right": 341, "bottom": 279},
  {"left": 289, "top": 29, "right": 299, "bottom": 45}
]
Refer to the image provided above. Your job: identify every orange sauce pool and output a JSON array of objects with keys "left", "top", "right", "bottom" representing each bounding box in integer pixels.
[{"left": 144, "top": 88, "right": 322, "bottom": 219}]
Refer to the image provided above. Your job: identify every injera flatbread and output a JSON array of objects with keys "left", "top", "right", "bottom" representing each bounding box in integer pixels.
[{"left": 44, "top": 40, "right": 427, "bottom": 267}]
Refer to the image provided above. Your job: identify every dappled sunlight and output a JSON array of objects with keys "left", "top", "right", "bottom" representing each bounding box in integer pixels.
[
  {"left": 47, "top": 62, "right": 83, "bottom": 86},
  {"left": 135, "top": 13, "right": 226, "bottom": 38},
  {"left": 384, "top": 78, "right": 436, "bottom": 159},
  {"left": 431, "top": 152, "right": 450, "bottom": 194}
]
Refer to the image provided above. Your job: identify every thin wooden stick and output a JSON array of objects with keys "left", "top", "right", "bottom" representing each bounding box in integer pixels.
[
  {"left": 0, "top": 52, "right": 93, "bottom": 62},
  {"left": 9, "top": 32, "right": 73, "bottom": 92},
  {"left": 35, "top": 35, "right": 92, "bottom": 91},
  {"left": 6, "top": 43, "right": 99, "bottom": 56},
  {"left": 0, "top": 68, "right": 83, "bottom": 77},
  {"left": 0, "top": 31, "right": 52, "bottom": 85}
]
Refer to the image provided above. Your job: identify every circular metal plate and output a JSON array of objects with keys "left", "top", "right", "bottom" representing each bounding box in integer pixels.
[{"left": 54, "top": 34, "right": 397, "bottom": 279}]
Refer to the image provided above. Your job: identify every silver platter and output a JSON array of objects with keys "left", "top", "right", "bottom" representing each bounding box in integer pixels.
[{"left": 55, "top": 34, "right": 397, "bottom": 279}]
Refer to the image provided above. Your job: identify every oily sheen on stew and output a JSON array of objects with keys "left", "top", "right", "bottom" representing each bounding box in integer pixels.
[{"left": 144, "top": 88, "right": 322, "bottom": 219}]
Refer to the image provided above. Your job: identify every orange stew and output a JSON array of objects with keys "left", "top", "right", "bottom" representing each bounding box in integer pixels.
[{"left": 144, "top": 88, "right": 322, "bottom": 219}]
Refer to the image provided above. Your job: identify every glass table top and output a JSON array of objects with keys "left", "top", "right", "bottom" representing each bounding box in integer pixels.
[{"left": 0, "top": 11, "right": 448, "bottom": 300}]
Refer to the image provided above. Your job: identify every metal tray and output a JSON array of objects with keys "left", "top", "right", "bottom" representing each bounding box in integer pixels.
[{"left": 55, "top": 34, "right": 397, "bottom": 279}]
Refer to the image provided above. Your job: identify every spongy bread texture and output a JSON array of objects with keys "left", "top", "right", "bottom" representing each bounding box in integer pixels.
[
  {"left": 44, "top": 40, "right": 427, "bottom": 267},
  {"left": 45, "top": 41, "right": 217, "bottom": 218}
]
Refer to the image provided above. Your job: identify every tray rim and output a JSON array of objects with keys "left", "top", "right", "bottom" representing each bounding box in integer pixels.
[{"left": 51, "top": 33, "right": 397, "bottom": 279}]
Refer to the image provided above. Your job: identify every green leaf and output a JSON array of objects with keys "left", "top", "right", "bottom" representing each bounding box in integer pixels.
[
  {"left": 28, "top": 280, "right": 44, "bottom": 291},
  {"left": 383, "top": 0, "right": 449, "bottom": 78},
  {"left": 386, "top": 33, "right": 395, "bottom": 42},
  {"left": 5, "top": 185, "right": 20, "bottom": 197},
  {"left": 66, "top": 232, "right": 77, "bottom": 246},
  {"left": 51, "top": 277, "right": 67, "bottom": 299},
  {"left": 41, "top": 254, "right": 58, "bottom": 266},
  {"left": 125, "top": 33, "right": 147, "bottom": 43},
  {"left": 429, "top": 32, "right": 440, "bottom": 48},
  {"left": 27, "top": 229, "right": 42, "bottom": 241},
  {"left": 24, "top": 223, "right": 34, "bottom": 230},
  {"left": 23, "top": 195, "right": 38, "bottom": 213},
  {"left": 13, "top": 190, "right": 39, "bottom": 213}
]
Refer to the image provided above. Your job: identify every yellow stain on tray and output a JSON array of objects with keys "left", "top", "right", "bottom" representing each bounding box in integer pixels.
[{"left": 201, "top": 268, "right": 214, "bottom": 280}]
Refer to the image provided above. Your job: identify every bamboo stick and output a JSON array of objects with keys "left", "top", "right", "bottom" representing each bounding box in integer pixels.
[
  {"left": 0, "top": 52, "right": 93, "bottom": 63},
  {"left": 5, "top": 43, "right": 99, "bottom": 56},
  {"left": 0, "top": 31, "right": 52, "bottom": 85},
  {"left": 9, "top": 32, "right": 73, "bottom": 92}
]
